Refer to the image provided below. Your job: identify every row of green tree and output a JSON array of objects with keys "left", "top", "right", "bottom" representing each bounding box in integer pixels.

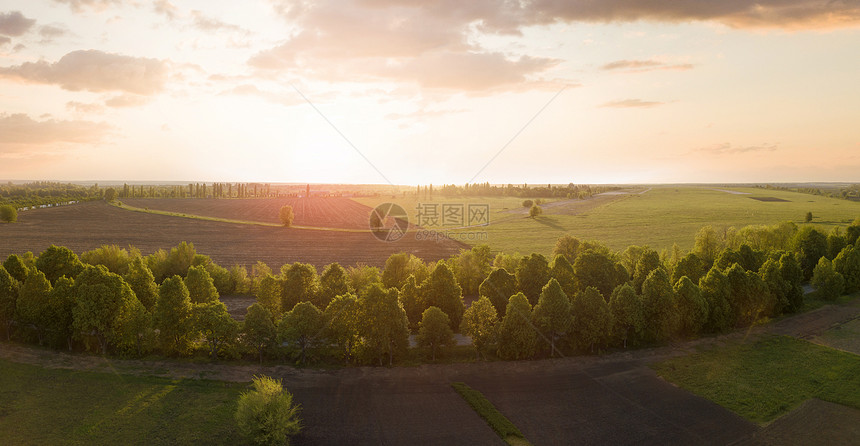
[
  {"left": 0, "top": 181, "right": 101, "bottom": 209},
  {"left": 1, "top": 218, "right": 859, "bottom": 363}
]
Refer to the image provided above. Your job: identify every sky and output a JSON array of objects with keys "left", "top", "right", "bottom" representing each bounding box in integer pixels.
[{"left": 0, "top": 0, "right": 859, "bottom": 185}]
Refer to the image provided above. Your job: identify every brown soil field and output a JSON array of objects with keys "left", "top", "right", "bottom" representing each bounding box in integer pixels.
[
  {"left": 0, "top": 201, "right": 466, "bottom": 269},
  {"left": 122, "top": 197, "right": 376, "bottom": 229}
]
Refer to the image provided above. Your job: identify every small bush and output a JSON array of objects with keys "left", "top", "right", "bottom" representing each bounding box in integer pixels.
[
  {"left": 235, "top": 375, "right": 302, "bottom": 445},
  {"left": 521, "top": 200, "right": 533, "bottom": 208}
]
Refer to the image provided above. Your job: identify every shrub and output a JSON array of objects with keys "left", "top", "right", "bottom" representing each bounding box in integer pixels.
[{"left": 235, "top": 376, "right": 302, "bottom": 446}]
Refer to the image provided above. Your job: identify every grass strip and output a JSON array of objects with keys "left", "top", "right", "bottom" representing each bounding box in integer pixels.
[
  {"left": 653, "top": 335, "right": 860, "bottom": 424},
  {"left": 451, "top": 382, "right": 531, "bottom": 446},
  {"left": 0, "top": 358, "right": 246, "bottom": 445}
]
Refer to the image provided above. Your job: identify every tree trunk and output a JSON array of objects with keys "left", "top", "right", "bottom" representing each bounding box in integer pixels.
[{"left": 432, "top": 344, "right": 436, "bottom": 362}]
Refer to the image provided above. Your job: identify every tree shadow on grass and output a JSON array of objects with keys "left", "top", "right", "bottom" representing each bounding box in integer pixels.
[{"left": 533, "top": 216, "right": 566, "bottom": 231}]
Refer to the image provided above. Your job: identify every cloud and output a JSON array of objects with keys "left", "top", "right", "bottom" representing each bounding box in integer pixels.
[
  {"left": 191, "top": 10, "right": 248, "bottom": 34},
  {"left": 153, "top": 0, "right": 178, "bottom": 21},
  {"left": 0, "top": 113, "right": 111, "bottom": 152},
  {"left": 526, "top": 0, "right": 860, "bottom": 30},
  {"left": 104, "top": 94, "right": 150, "bottom": 107},
  {"left": 696, "top": 142, "right": 779, "bottom": 155},
  {"left": 0, "top": 36, "right": 10, "bottom": 46},
  {"left": 0, "top": 11, "right": 36, "bottom": 36},
  {"left": 0, "top": 50, "right": 168, "bottom": 95},
  {"left": 39, "top": 25, "right": 69, "bottom": 38},
  {"left": 601, "top": 99, "right": 665, "bottom": 108},
  {"left": 600, "top": 59, "right": 694, "bottom": 73},
  {"left": 66, "top": 101, "right": 105, "bottom": 113},
  {"left": 218, "top": 83, "right": 304, "bottom": 106},
  {"left": 51, "top": 0, "right": 123, "bottom": 13}
]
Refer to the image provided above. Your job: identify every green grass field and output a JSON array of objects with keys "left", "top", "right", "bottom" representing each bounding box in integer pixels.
[
  {"left": 358, "top": 187, "right": 860, "bottom": 256},
  {"left": 0, "top": 359, "right": 246, "bottom": 445},
  {"left": 652, "top": 335, "right": 860, "bottom": 423}
]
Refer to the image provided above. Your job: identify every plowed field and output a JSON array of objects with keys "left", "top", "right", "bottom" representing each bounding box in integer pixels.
[
  {"left": 0, "top": 201, "right": 465, "bottom": 269},
  {"left": 122, "top": 197, "right": 375, "bottom": 229}
]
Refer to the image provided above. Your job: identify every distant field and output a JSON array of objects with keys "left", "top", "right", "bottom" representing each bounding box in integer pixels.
[
  {"left": 416, "top": 187, "right": 860, "bottom": 255},
  {"left": 123, "top": 197, "right": 374, "bottom": 229},
  {"left": 0, "top": 201, "right": 465, "bottom": 269}
]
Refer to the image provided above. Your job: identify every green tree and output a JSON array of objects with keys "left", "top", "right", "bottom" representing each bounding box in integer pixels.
[
  {"left": 479, "top": 268, "right": 517, "bottom": 317},
  {"left": 80, "top": 244, "right": 133, "bottom": 275},
  {"left": 833, "top": 245, "right": 860, "bottom": 293},
  {"left": 531, "top": 278, "right": 571, "bottom": 356},
  {"left": 812, "top": 257, "right": 845, "bottom": 301},
  {"left": 778, "top": 252, "right": 805, "bottom": 313},
  {"left": 0, "top": 204, "right": 17, "bottom": 223},
  {"left": 448, "top": 246, "right": 492, "bottom": 296},
  {"left": 242, "top": 303, "right": 278, "bottom": 364},
  {"left": 460, "top": 296, "right": 498, "bottom": 360},
  {"left": 673, "top": 276, "right": 708, "bottom": 337},
  {"left": 185, "top": 264, "right": 219, "bottom": 304},
  {"left": 381, "top": 253, "right": 410, "bottom": 289},
  {"left": 3, "top": 254, "right": 28, "bottom": 283},
  {"left": 672, "top": 252, "right": 704, "bottom": 285},
  {"left": 279, "top": 205, "right": 295, "bottom": 227},
  {"left": 496, "top": 292, "right": 536, "bottom": 360},
  {"left": 123, "top": 257, "right": 158, "bottom": 311},
  {"left": 256, "top": 274, "right": 282, "bottom": 317},
  {"left": 279, "top": 263, "right": 318, "bottom": 312},
  {"left": 318, "top": 262, "right": 351, "bottom": 309},
  {"left": 522, "top": 199, "right": 533, "bottom": 208},
  {"left": 573, "top": 250, "right": 618, "bottom": 299},
  {"left": 516, "top": 253, "right": 550, "bottom": 305},
  {"left": 699, "top": 267, "right": 733, "bottom": 332},
  {"left": 632, "top": 249, "right": 661, "bottom": 293},
  {"left": 346, "top": 264, "right": 381, "bottom": 294},
  {"left": 72, "top": 265, "right": 142, "bottom": 354},
  {"left": 620, "top": 245, "right": 648, "bottom": 277},
  {"left": 422, "top": 262, "right": 464, "bottom": 330},
  {"left": 725, "top": 263, "right": 772, "bottom": 326},
  {"left": 417, "top": 306, "right": 454, "bottom": 361},
  {"left": 553, "top": 234, "right": 582, "bottom": 263},
  {"left": 357, "top": 284, "right": 409, "bottom": 365},
  {"left": 759, "top": 257, "right": 790, "bottom": 315},
  {"left": 47, "top": 276, "right": 77, "bottom": 350},
  {"left": 103, "top": 187, "right": 117, "bottom": 202},
  {"left": 16, "top": 268, "right": 53, "bottom": 345},
  {"left": 194, "top": 300, "right": 239, "bottom": 359},
  {"left": 805, "top": 211, "right": 813, "bottom": 223},
  {"left": 609, "top": 283, "right": 641, "bottom": 348},
  {"left": 846, "top": 218, "right": 860, "bottom": 246},
  {"left": 279, "top": 301, "right": 324, "bottom": 365},
  {"left": 35, "top": 245, "right": 83, "bottom": 285},
  {"left": 528, "top": 204, "right": 542, "bottom": 218},
  {"left": 399, "top": 275, "right": 426, "bottom": 331},
  {"left": 792, "top": 226, "right": 827, "bottom": 280},
  {"left": 826, "top": 228, "right": 847, "bottom": 260},
  {"left": 163, "top": 241, "right": 197, "bottom": 280},
  {"left": 640, "top": 268, "right": 677, "bottom": 342},
  {"left": 0, "top": 266, "right": 19, "bottom": 340},
  {"left": 235, "top": 376, "right": 302, "bottom": 446},
  {"left": 549, "top": 254, "right": 577, "bottom": 299},
  {"left": 570, "top": 286, "right": 610, "bottom": 352},
  {"left": 153, "top": 275, "right": 194, "bottom": 355},
  {"left": 324, "top": 293, "right": 360, "bottom": 364},
  {"left": 693, "top": 225, "right": 723, "bottom": 269}
]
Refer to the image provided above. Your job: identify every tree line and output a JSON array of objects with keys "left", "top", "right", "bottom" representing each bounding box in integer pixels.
[{"left": 1, "top": 218, "right": 859, "bottom": 364}]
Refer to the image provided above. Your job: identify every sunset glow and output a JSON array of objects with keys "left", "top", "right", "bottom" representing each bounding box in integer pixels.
[{"left": 1, "top": 1, "right": 859, "bottom": 184}]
